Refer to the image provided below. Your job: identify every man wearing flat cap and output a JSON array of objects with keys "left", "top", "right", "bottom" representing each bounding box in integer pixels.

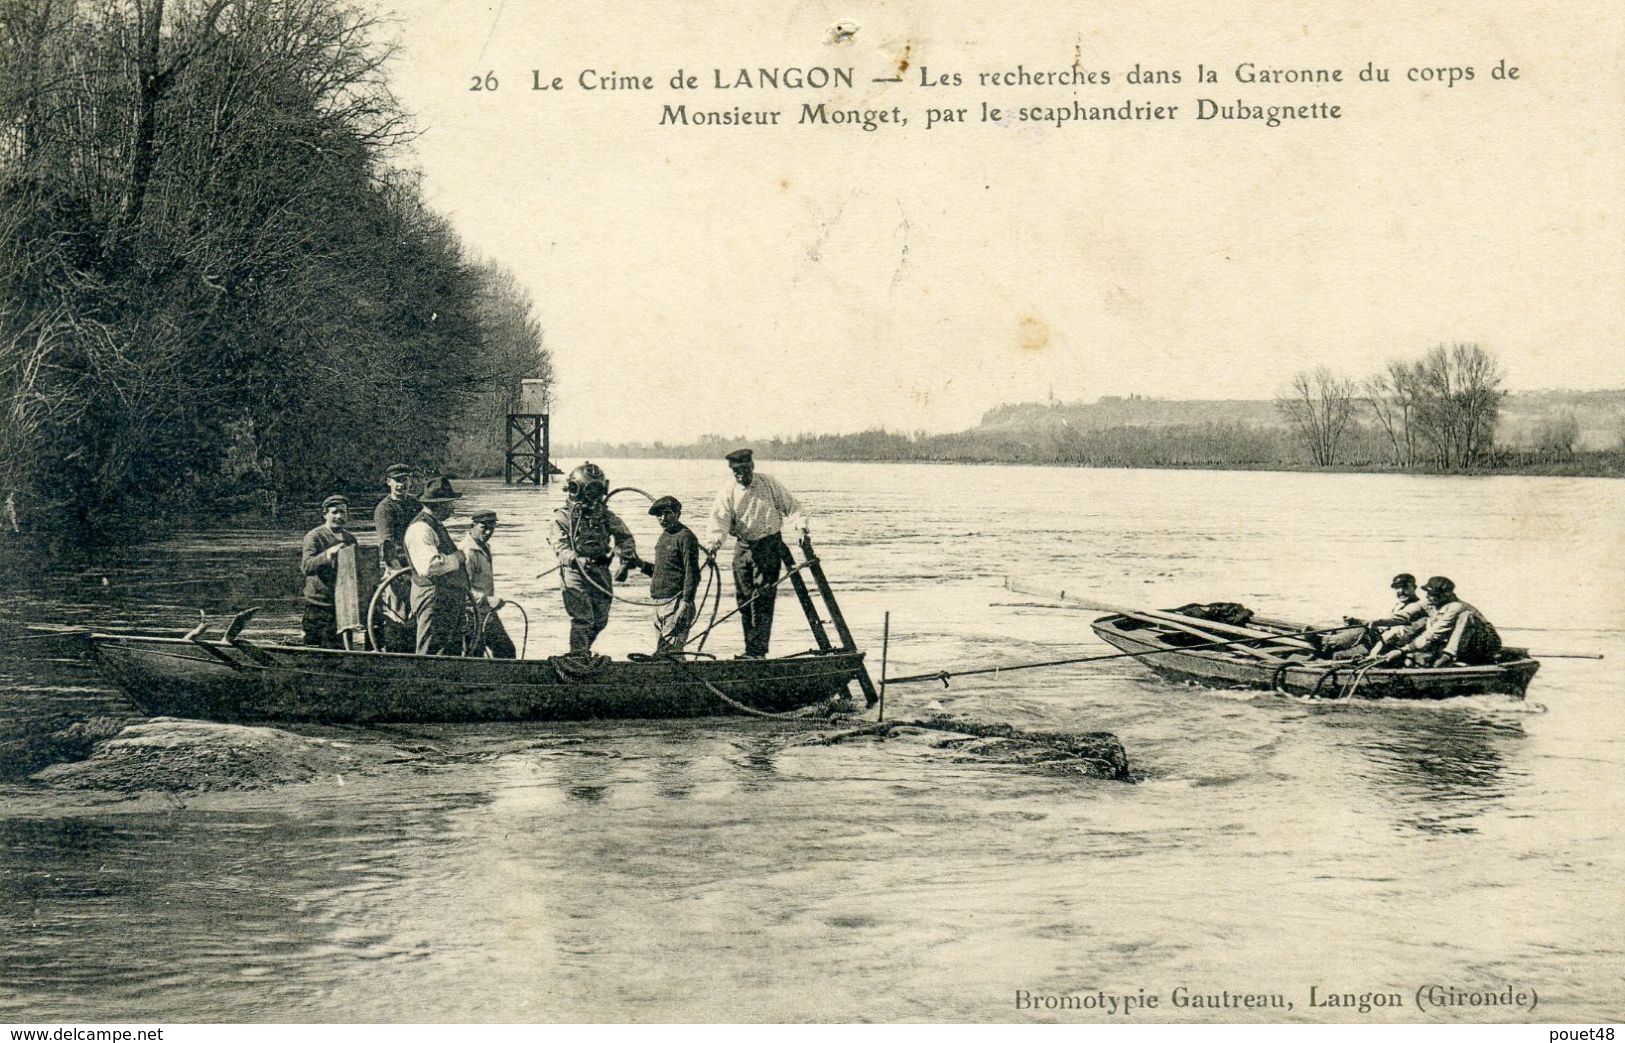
[
  {"left": 704, "top": 449, "right": 810, "bottom": 659},
  {"left": 458, "top": 509, "right": 516, "bottom": 658},
  {"left": 300, "top": 494, "right": 358, "bottom": 648},
  {"left": 637, "top": 495, "right": 702, "bottom": 654},
  {"left": 1316, "top": 572, "right": 1426, "bottom": 658},
  {"left": 1373, "top": 576, "right": 1503, "bottom": 667},
  {"left": 372, "top": 463, "right": 421, "bottom": 652},
  {"left": 404, "top": 476, "right": 471, "bottom": 656}
]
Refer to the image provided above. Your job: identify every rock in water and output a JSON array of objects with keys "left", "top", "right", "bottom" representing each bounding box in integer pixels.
[
  {"left": 0, "top": 716, "right": 127, "bottom": 779},
  {"left": 795, "top": 714, "right": 1131, "bottom": 781},
  {"left": 31, "top": 718, "right": 418, "bottom": 793}
]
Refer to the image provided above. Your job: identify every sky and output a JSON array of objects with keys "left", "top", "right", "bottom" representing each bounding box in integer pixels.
[{"left": 374, "top": 0, "right": 1624, "bottom": 445}]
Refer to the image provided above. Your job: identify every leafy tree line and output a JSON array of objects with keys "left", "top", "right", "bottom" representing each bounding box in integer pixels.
[{"left": 0, "top": 0, "right": 551, "bottom": 534}]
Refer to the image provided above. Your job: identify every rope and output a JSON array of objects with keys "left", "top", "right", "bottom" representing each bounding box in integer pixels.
[
  {"left": 692, "top": 555, "right": 724, "bottom": 653},
  {"left": 660, "top": 649, "right": 839, "bottom": 720},
  {"left": 508, "top": 602, "right": 529, "bottom": 659},
  {"left": 884, "top": 624, "right": 1351, "bottom": 688},
  {"left": 681, "top": 559, "right": 821, "bottom": 650},
  {"left": 475, "top": 600, "right": 530, "bottom": 659},
  {"left": 366, "top": 566, "right": 414, "bottom": 651},
  {"left": 561, "top": 491, "right": 670, "bottom": 608},
  {"left": 1340, "top": 661, "right": 1380, "bottom": 700},
  {"left": 1307, "top": 665, "right": 1343, "bottom": 699}
]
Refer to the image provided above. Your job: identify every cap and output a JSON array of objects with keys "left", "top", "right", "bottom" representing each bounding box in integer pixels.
[
  {"left": 725, "top": 448, "right": 753, "bottom": 465},
  {"left": 1390, "top": 573, "right": 1416, "bottom": 589},
  {"left": 384, "top": 463, "right": 413, "bottom": 480},
  {"left": 419, "top": 476, "right": 463, "bottom": 504},
  {"left": 648, "top": 495, "right": 682, "bottom": 516},
  {"left": 1421, "top": 575, "right": 1455, "bottom": 596},
  {"left": 470, "top": 510, "right": 497, "bottom": 525},
  {"left": 321, "top": 494, "right": 349, "bottom": 511}
]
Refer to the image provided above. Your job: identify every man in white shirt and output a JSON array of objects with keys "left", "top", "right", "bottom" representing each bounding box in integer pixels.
[
  {"left": 404, "top": 476, "right": 469, "bottom": 656},
  {"left": 704, "top": 449, "right": 810, "bottom": 658}
]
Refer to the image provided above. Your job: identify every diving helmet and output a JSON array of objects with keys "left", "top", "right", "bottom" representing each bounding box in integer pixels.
[{"left": 566, "top": 461, "right": 608, "bottom": 500}]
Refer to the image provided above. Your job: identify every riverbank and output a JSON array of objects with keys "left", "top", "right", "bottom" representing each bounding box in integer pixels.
[{"left": 558, "top": 435, "right": 1625, "bottom": 479}]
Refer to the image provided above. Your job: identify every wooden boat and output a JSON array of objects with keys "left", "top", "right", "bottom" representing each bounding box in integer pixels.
[
  {"left": 1089, "top": 609, "right": 1540, "bottom": 700},
  {"left": 57, "top": 542, "right": 883, "bottom": 725},
  {"left": 87, "top": 632, "right": 868, "bottom": 723}
]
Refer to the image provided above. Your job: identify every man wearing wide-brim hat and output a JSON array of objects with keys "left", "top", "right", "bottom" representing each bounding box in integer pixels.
[
  {"left": 404, "top": 476, "right": 471, "bottom": 656},
  {"left": 702, "top": 448, "right": 811, "bottom": 659},
  {"left": 373, "top": 463, "right": 421, "bottom": 652}
]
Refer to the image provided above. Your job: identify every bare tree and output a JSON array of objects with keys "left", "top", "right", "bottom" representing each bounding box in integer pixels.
[
  {"left": 1411, "top": 343, "right": 1504, "bottom": 469},
  {"left": 1277, "top": 366, "right": 1358, "bottom": 466},
  {"left": 1363, "top": 360, "right": 1422, "bottom": 467}
]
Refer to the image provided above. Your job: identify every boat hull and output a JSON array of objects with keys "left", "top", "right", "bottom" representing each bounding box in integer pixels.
[
  {"left": 1090, "top": 613, "right": 1538, "bottom": 700},
  {"left": 90, "top": 635, "right": 864, "bottom": 723}
]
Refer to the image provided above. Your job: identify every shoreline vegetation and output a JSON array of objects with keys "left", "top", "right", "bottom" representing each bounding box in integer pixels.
[
  {"left": 1, "top": 1, "right": 553, "bottom": 539},
  {"left": 562, "top": 386, "right": 1625, "bottom": 480}
]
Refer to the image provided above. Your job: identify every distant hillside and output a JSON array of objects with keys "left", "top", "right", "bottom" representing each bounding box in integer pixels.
[{"left": 980, "top": 390, "right": 1625, "bottom": 450}]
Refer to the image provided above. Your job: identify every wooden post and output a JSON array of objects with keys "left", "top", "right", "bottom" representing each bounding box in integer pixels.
[
  {"left": 879, "top": 611, "right": 889, "bottom": 721},
  {"left": 541, "top": 414, "right": 551, "bottom": 485}
]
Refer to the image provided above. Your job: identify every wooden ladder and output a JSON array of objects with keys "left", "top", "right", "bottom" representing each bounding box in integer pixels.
[{"left": 779, "top": 538, "right": 880, "bottom": 706}]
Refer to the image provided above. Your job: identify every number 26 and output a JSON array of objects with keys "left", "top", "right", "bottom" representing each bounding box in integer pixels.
[{"left": 470, "top": 71, "right": 498, "bottom": 91}]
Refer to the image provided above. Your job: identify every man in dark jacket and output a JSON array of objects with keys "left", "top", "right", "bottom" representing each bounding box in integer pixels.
[
  {"left": 638, "top": 495, "right": 702, "bottom": 654},
  {"left": 372, "top": 463, "right": 421, "bottom": 652}
]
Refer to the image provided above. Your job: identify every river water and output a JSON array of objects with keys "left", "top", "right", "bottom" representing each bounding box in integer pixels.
[{"left": 1, "top": 460, "right": 1621, "bottom": 1024}]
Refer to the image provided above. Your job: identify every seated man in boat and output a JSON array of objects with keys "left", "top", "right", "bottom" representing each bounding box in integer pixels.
[
  {"left": 458, "top": 509, "right": 516, "bottom": 658},
  {"left": 1314, "top": 573, "right": 1425, "bottom": 658},
  {"left": 550, "top": 462, "right": 642, "bottom": 655},
  {"left": 300, "top": 494, "right": 359, "bottom": 648},
  {"left": 1371, "top": 576, "right": 1503, "bottom": 667},
  {"left": 404, "top": 477, "right": 471, "bottom": 656},
  {"left": 636, "top": 495, "right": 702, "bottom": 655}
]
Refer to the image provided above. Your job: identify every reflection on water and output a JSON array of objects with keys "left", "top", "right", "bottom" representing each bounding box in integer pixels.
[
  {"left": 1, "top": 461, "right": 1623, "bottom": 1022},
  {"left": 1309, "top": 703, "right": 1528, "bottom": 834}
]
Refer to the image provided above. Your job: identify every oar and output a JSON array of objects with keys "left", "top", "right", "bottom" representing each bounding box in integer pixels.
[
  {"left": 1003, "top": 576, "right": 1316, "bottom": 650},
  {"left": 1002, "top": 578, "right": 1605, "bottom": 662},
  {"left": 884, "top": 623, "right": 1349, "bottom": 688}
]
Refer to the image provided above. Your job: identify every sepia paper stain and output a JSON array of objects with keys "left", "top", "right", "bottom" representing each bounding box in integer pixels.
[
  {"left": 1017, "top": 316, "right": 1049, "bottom": 352},
  {"left": 894, "top": 43, "right": 911, "bottom": 76},
  {"left": 890, "top": 201, "right": 911, "bottom": 290}
]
